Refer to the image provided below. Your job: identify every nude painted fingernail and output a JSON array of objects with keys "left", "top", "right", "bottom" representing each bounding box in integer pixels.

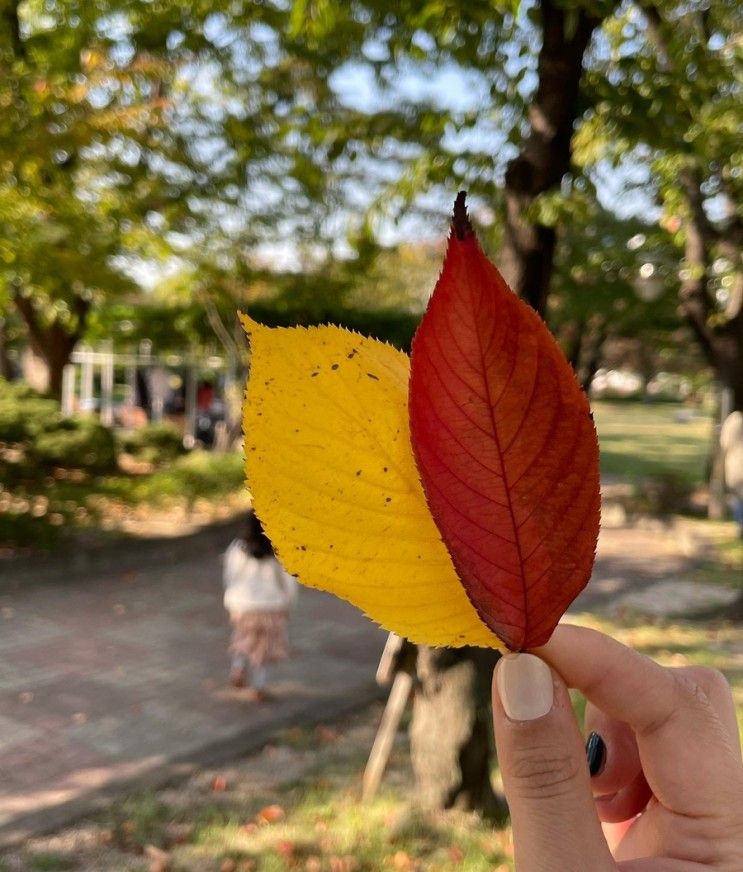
[{"left": 496, "top": 653, "right": 554, "bottom": 721}]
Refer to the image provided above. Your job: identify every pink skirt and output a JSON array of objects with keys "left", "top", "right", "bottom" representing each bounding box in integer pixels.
[{"left": 230, "top": 611, "right": 289, "bottom": 666}]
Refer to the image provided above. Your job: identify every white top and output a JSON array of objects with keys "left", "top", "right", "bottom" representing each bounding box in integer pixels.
[
  {"left": 721, "top": 410, "right": 743, "bottom": 497},
  {"left": 222, "top": 539, "right": 299, "bottom": 616}
]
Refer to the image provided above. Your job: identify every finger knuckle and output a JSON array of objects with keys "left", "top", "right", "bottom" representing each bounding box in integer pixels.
[
  {"left": 694, "top": 666, "right": 731, "bottom": 697},
  {"left": 505, "top": 745, "right": 582, "bottom": 800},
  {"left": 673, "top": 668, "right": 724, "bottom": 711}
]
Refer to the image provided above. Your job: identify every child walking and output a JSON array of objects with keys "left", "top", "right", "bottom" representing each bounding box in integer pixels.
[{"left": 223, "top": 511, "right": 298, "bottom": 699}]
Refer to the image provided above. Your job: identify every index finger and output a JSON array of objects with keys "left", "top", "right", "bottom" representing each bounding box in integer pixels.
[{"left": 535, "top": 624, "right": 743, "bottom": 816}]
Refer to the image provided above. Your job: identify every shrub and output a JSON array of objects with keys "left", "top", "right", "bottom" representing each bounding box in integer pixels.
[
  {"left": 31, "top": 418, "right": 117, "bottom": 472},
  {"left": 0, "top": 379, "right": 60, "bottom": 443},
  {"left": 632, "top": 473, "right": 695, "bottom": 517},
  {"left": 134, "top": 450, "right": 244, "bottom": 505},
  {"left": 121, "top": 422, "right": 185, "bottom": 464}
]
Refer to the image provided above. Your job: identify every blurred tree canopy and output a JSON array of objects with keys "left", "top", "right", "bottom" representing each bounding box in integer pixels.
[
  {"left": 576, "top": 0, "right": 743, "bottom": 408},
  {"left": 268, "top": 0, "right": 741, "bottom": 405},
  {"left": 0, "top": 0, "right": 354, "bottom": 394},
  {"left": 1, "top": 0, "right": 741, "bottom": 408}
]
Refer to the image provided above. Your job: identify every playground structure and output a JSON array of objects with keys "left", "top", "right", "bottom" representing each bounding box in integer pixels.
[{"left": 61, "top": 343, "right": 240, "bottom": 447}]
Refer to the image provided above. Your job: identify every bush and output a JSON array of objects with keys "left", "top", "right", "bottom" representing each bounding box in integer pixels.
[
  {"left": 133, "top": 450, "right": 244, "bottom": 505},
  {"left": 632, "top": 473, "right": 695, "bottom": 518},
  {"left": 31, "top": 418, "right": 117, "bottom": 472},
  {"left": 0, "top": 379, "right": 60, "bottom": 443},
  {"left": 121, "top": 422, "right": 185, "bottom": 464}
]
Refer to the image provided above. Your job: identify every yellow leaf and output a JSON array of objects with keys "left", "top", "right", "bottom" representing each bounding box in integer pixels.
[{"left": 241, "top": 315, "right": 500, "bottom": 649}]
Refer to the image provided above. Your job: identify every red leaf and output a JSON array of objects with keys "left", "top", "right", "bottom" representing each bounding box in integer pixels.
[{"left": 409, "top": 193, "right": 600, "bottom": 650}]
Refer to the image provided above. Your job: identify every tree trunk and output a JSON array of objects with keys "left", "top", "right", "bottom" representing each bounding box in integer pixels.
[
  {"left": 563, "top": 318, "right": 586, "bottom": 372},
  {"left": 409, "top": 646, "right": 503, "bottom": 817},
  {"left": 19, "top": 326, "right": 78, "bottom": 399},
  {"left": 0, "top": 319, "right": 15, "bottom": 380},
  {"left": 12, "top": 289, "right": 88, "bottom": 399},
  {"left": 579, "top": 321, "right": 608, "bottom": 394},
  {"left": 678, "top": 170, "right": 743, "bottom": 415},
  {"left": 500, "top": 0, "right": 605, "bottom": 316}
]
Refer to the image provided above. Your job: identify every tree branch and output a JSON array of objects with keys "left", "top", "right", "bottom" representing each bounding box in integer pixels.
[
  {"left": 679, "top": 166, "right": 720, "bottom": 248},
  {"left": 3, "top": 1, "right": 25, "bottom": 59},
  {"left": 201, "top": 292, "right": 240, "bottom": 359},
  {"left": 10, "top": 286, "right": 45, "bottom": 354}
]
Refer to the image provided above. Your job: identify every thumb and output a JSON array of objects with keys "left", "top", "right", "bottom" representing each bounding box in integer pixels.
[{"left": 493, "top": 653, "right": 614, "bottom": 872}]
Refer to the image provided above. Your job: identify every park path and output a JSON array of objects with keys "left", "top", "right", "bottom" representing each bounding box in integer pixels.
[
  {"left": 0, "top": 517, "right": 736, "bottom": 847},
  {"left": 0, "top": 526, "right": 386, "bottom": 847}
]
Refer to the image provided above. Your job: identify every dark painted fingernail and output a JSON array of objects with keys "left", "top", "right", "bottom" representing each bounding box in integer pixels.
[{"left": 586, "top": 732, "right": 606, "bottom": 777}]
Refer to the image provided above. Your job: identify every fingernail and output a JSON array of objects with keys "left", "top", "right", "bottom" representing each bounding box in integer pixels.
[
  {"left": 585, "top": 732, "right": 606, "bottom": 777},
  {"left": 495, "top": 653, "right": 554, "bottom": 721}
]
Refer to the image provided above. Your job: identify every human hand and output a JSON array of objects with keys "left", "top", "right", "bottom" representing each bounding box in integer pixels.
[{"left": 491, "top": 624, "right": 743, "bottom": 871}]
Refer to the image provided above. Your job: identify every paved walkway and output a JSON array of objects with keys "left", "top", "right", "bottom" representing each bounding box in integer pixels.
[
  {"left": 0, "top": 517, "right": 735, "bottom": 846},
  {"left": 573, "top": 520, "right": 739, "bottom": 615},
  {"left": 0, "top": 530, "right": 386, "bottom": 846}
]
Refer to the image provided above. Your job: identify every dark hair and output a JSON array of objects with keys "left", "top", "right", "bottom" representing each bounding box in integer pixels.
[{"left": 240, "top": 511, "right": 274, "bottom": 559}]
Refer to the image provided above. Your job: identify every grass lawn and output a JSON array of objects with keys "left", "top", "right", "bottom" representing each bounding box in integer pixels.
[
  {"left": 5, "top": 609, "right": 741, "bottom": 872},
  {"left": 591, "top": 400, "right": 741, "bottom": 586},
  {"left": 592, "top": 400, "right": 713, "bottom": 486}
]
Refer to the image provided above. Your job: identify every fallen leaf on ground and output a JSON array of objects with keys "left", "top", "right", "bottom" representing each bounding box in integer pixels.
[
  {"left": 330, "top": 855, "right": 360, "bottom": 872},
  {"left": 276, "top": 840, "right": 297, "bottom": 858},
  {"left": 144, "top": 843, "right": 171, "bottom": 872},
  {"left": 390, "top": 850, "right": 422, "bottom": 871},
  {"left": 256, "top": 803, "right": 285, "bottom": 824},
  {"left": 315, "top": 725, "right": 340, "bottom": 743}
]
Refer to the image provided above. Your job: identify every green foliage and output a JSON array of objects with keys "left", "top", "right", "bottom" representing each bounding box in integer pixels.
[
  {"left": 30, "top": 418, "right": 117, "bottom": 473},
  {"left": 248, "top": 300, "right": 421, "bottom": 351},
  {"left": 0, "top": 379, "right": 60, "bottom": 442},
  {"left": 574, "top": 0, "right": 743, "bottom": 388},
  {"left": 26, "top": 853, "right": 72, "bottom": 872},
  {"left": 3, "top": 0, "right": 741, "bottom": 404},
  {"left": 121, "top": 422, "right": 185, "bottom": 465},
  {"left": 128, "top": 450, "right": 245, "bottom": 507},
  {"left": 0, "top": 378, "right": 115, "bottom": 472},
  {"left": 1, "top": 0, "right": 350, "bottom": 384},
  {"left": 632, "top": 473, "right": 696, "bottom": 518}
]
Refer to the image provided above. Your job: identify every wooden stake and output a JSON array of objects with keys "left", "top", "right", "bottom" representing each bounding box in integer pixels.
[{"left": 362, "top": 670, "right": 413, "bottom": 802}]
